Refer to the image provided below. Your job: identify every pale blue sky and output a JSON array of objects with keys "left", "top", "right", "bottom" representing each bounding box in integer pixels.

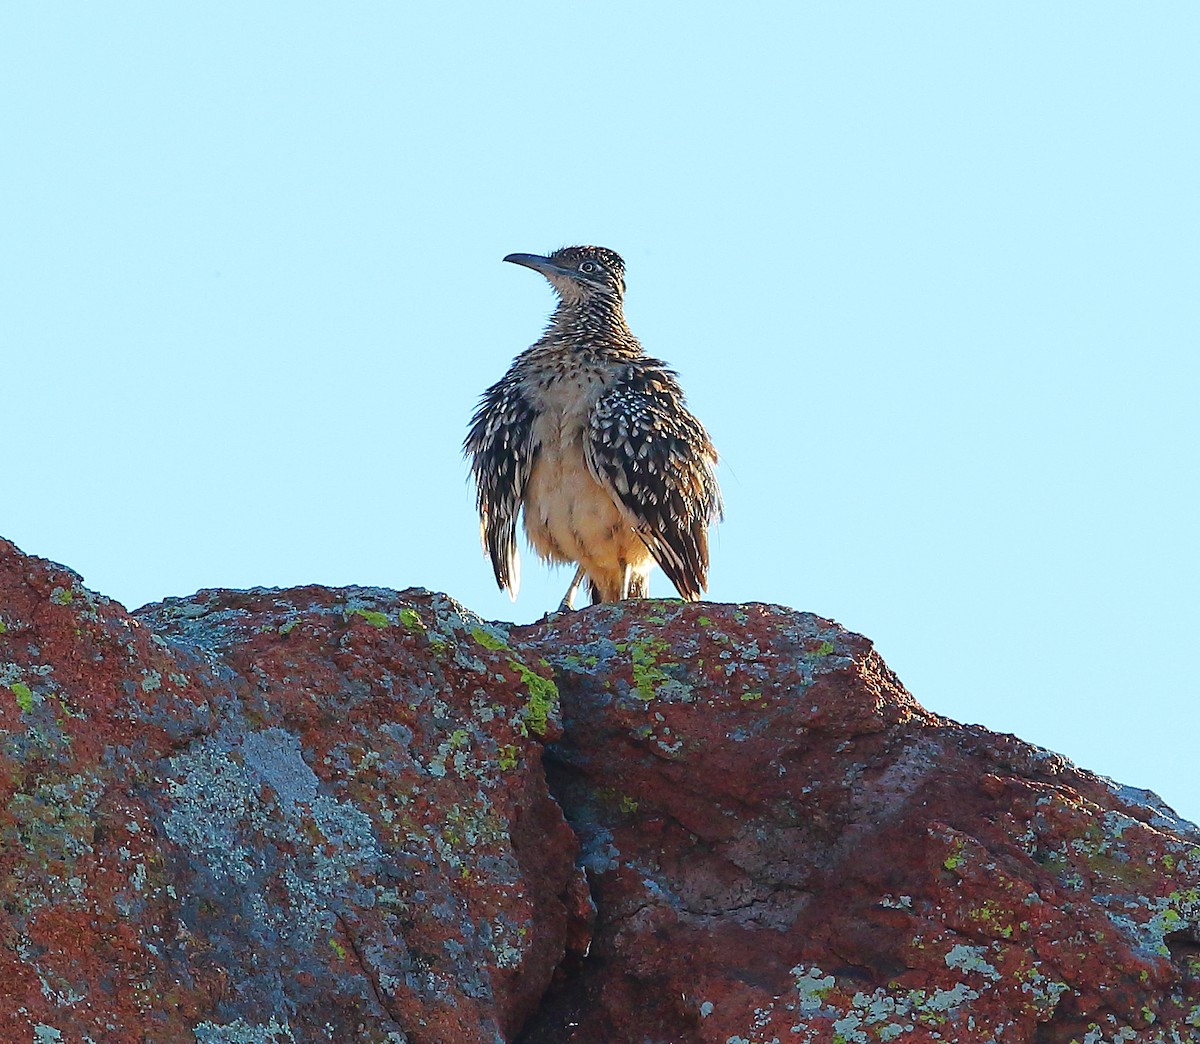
[{"left": 4, "top": 4, "right": 1197, "bottom": 823}]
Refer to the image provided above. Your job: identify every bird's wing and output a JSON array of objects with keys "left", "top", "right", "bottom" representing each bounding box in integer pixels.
[
  {"left": 464, "top": 374, "right": 539, "bottom": 598},
  {"left": 584, "top": 361, "right": 722, "bottom": 600}
]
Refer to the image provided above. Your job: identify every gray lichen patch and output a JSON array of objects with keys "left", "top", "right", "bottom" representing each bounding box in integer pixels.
[
  {"left": 162, "top": 726, "right": 381, "bottom": 949},
  {"left": 2, "top": 772, "right": 104, "bottom": 916},
  {"left": 770, "top": 962, "right": 1020, "bottom": 1042},
  {"left": 192, "top": 1017, "right": 299, "bottom": 1043}
]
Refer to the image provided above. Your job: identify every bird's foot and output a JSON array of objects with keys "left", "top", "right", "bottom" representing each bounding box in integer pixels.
[{"left": 557, "top": 565, "right": 586, "bottom": 613}]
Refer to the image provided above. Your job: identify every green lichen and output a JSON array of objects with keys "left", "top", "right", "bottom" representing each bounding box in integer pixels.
[
  {"left": 0, "top": 620, "right": 7, "bottom": 634},
  {"left": 278, "top": 619, "right": 299, "bottom": 636},
  {"left": 10, "top": 682, "right": 34, "bottom": 713},
  {"left": 328, "top": 937, "right": 347, "bottom": 960},
  {"left": 943, "top": 838, "right": 967, "bottom": 872},
  {"left": 471, "top": 626, "right": 507, "bottom": 650},
  {"left": 51, "top": 587, "right": 73, "bottom": 605},
  {"left": 629, "top": 635, "right": 673, "bottom": 701},
  {"left": 498, "top": 745, "right": 519, "bottom": 770},
  {"left": 968, "top": 899, "right": 1016, "bottom": 938},
  {"left": 509, "top": 659, "right": 558, "bottom": 737},
  {"left": 697, "top": 615, "right": 713, "bottom": 627},
  {"left": 558, "top": 652, "right": 589, "bottom": 671},
  {"left": 349, "top": 608, "right": 390, "bottom": 628},
  {"left": 398, "top": 607, "right": 424, "bottom": 631},
  {"left": 815, "top": 640, "right": 835, "bottom": 656},
  {"left": 620, "top": 795, "right": 639, "bottom": 814},
  {"left": 740, "top": 691, "right": 763, "bottom": 702}
]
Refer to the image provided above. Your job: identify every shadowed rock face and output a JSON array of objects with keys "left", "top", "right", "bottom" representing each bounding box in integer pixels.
[
  {"left": 1, "top": 537, "right": 1197, "bottom": 1043},
  {"left": 516, "top": 608, "right": 1200, "bottom": 1042}
]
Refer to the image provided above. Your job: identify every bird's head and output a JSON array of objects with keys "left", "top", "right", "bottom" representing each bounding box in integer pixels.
[{"left": 503, "top": 245, "right": 626, "bottom": 306}]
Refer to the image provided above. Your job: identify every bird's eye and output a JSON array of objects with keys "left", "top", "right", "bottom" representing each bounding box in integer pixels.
[{"left": 579, "top": 261, "right": 598, "bottom": 274}]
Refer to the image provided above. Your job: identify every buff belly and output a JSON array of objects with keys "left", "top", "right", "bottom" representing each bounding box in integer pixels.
[{"left": 522, "top": 440, "right": 655, "bottom": 601}]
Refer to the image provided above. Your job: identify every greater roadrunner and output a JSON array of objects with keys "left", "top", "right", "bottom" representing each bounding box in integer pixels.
[{"left": 465, "top": 246, "right": 722, "bottom": 609}]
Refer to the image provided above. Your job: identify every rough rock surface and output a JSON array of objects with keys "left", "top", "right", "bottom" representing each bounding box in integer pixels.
[
  {"left": 1, "top": 536, "right": 1197, "bottom": 1043},
  {"left": 517, "top": 608, "right": 1200, "bottom": 1043}
]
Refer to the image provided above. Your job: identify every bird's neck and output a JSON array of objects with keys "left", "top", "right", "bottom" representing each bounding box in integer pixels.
[{"left": 549, "top": 296, "right": 634, "bottom": 343}]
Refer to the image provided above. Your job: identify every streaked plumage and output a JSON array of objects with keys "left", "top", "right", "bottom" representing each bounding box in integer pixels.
[{"left": 464, "top": 246, "right": 721, "bottom": 608}]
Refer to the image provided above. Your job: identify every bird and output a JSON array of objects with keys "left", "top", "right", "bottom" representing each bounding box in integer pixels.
[{"left": 464, "top": 245, "right": 722, "bottom": 610}]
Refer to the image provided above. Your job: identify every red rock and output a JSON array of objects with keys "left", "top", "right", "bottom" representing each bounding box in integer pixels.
[
  {"left": 0, "top": 539, "right": 582, "bottom": 1042},
  {"left": 1, "top": 537, "right": 1198, "bottom": 1042},
  {"left": 516, "top": 603, "right": 1200, "bottom": 1042}
]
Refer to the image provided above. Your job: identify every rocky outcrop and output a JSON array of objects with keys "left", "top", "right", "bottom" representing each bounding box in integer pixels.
[
  {"left": 1, "top": 536, "right": 1197, "bottom": 1042},
  {"left": 519, "top": 609, "right": 1200, "bottom": 1043}
]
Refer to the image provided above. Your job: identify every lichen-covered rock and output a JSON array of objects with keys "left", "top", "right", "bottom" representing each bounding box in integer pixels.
[
  {"left": 2, "top": 537, "right": 1198, "bottom": 1043},
  {"left": 0, "top": 538, "right": 583, "bottom": 1043},
  {"left": 515, "top": 602, "right": 1200, "bottom": 1043}
]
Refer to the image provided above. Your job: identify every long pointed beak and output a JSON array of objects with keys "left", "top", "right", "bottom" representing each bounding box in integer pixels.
[{"left": 503, "top": 253, "right": 569, "bottom": 279}]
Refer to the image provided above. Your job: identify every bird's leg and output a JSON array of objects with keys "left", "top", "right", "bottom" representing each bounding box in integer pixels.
[{"left": 559, "top": 564, "right": 587, "bottom": 612}]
